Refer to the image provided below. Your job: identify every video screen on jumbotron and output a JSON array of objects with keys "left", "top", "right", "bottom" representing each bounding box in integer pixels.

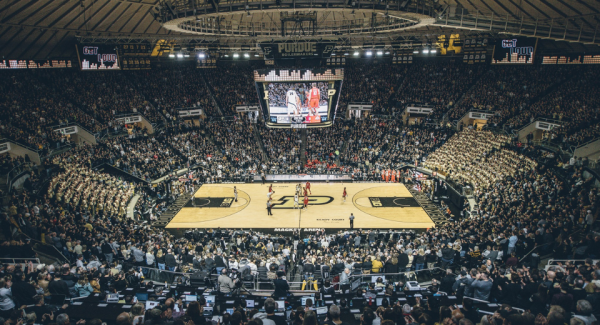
[{"left": 254, "top": 69, "right": 343, "bottom": 128}]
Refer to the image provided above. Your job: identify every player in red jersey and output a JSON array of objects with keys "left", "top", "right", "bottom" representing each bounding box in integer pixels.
[
  {"left": 308, "top": 83, "right": 320, "bottom": 116},
  {"left": 268, "top": 184, "right": 273, "bottom": 193},
  {"left": 303, "top": 195, "right": 309, "bottom": 210},
  {"left": 305, "top": 181, "right": 311, "bottom": 194},
  {"left": 342, "top": 187, "right": 347, "bottom": 203},
  {"left": 303, "top": 186, "right": 308, "bottom": 197}
]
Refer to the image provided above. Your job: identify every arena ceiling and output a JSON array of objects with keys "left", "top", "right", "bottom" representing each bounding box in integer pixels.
[{"left": 1, "top": 0, "right": 600, "bottom": 59}]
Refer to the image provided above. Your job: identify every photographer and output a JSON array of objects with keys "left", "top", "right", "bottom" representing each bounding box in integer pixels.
[{"left": 218, "top": 268, "right": 236, "bottom": 294}]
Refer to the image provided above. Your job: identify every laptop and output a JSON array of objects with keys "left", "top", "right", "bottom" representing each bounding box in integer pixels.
[{"left": 136, "top": 293, "right": 149, "bottom": 302}]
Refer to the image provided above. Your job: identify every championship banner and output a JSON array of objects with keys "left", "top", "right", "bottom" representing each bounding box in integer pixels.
[{"left": 260, "top": 41, "right": 335, "bottom": 59}]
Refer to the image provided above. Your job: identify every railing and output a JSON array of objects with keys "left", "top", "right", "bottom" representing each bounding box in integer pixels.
[
  {"left": 5, "top": 162, "right": 34, "bottom": 184},
  {"left": 136, "top": 265, "right": 450, "bottom": 290},
  {"left": 435, "top": 10, "right": 600, "bottom": 44},
  {"left": 0, "top": 257, "right": 41, "bottom": 264},
  {"left": 6, "top": 161, "right": 35, "bottom": 192}
]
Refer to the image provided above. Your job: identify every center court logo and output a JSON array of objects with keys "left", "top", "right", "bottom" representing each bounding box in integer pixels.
[{"left": 271, "top": 196, "right": 334, "bottom": 209}]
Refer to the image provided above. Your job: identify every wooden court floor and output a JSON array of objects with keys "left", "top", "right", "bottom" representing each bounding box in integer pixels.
[{"left": 166, "top": 183, "right": 434, "bottom": 229}]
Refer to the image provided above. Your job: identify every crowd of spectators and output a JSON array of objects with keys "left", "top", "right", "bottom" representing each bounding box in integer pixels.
[
  {"left": 449, "top": 66, "right": 569, "bottom": 125},
  {"left": 127, "top": 67, "right": 214, "bottom": 118},
  {"left": 511, "top": 68, "right": 600, "bottom": 148},
  {"left": 397, "top": 62, "right": 484, "bottom": 119},
  {"left": 305, "top": 122, "right": 348, "bottom": 167},
  {"left": 340, "top": 119, "right": 451, "bottom": 172},
  {"left": 339, "top": 61, "right": 406, "bottom": 116},
  {"left": 256, "top": 122, "right": 303, "bottom": 173},
  {"left": 203, "top": 64, "right": 260, "bottom": 115},
  {"left": 424, "top": 129, "right": 537, "bottom": 191}
]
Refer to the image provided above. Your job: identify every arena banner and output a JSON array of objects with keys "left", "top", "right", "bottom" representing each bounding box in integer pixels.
[
  {"left": 253, "top": 174, "right": 352, "bottom": 182},
  {"left": 260, "top": 41, "right": 336, "bottom": 59},
  {"left": 492, "top": 37, "right": 537, "bottom": 64},
  {"left": 76, "top": 44, "right": 120, "bottom": 70}
]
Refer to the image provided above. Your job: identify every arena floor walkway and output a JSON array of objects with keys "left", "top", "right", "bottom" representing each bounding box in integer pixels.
[{"left": 166, "top": 183, "right": 434, "bottom": 230}]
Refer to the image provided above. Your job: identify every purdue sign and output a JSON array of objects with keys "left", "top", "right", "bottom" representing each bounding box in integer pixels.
[{"left": 260, "top": 42, "right": 335, "bottom": 59}]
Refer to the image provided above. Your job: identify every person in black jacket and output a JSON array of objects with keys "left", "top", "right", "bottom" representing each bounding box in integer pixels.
[
  {"left": 397, "top": 250, "right": 409, "bottom": 272},
  {"left": 165, "top": 249, "right": 177, "bottom": 271},
  {"left": 11, "top": 271, "right": 37, "bottom": 306},
  {"left": 441, "top": 243, "right": 455, "bottom": 268},
  {"left": 272, "top": 271, "right": 290, "bottom": 297},
  {"left": 48, "top": 273, "right": 70, "bottom": 297},
  {"left": 439, "top": 269, "right": 455, "bottom": 294}
]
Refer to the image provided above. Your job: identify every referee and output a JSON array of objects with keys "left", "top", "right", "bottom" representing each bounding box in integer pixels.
[
  {"left": 267, "top": 199, "right": 273, "bottom": 216},
  {"left": 349, "top": 213, "right": 355, "bottom": 229}
]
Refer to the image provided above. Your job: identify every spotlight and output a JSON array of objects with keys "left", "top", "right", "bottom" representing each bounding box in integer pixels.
[
  {"left": 385, "top": 51, "right": 390, "bottom": 55},
  {"left": 176, "top": 53, "right": 184, "bottom": 58},
  {"left": 376, "top": 51, "right": 383, "bottom": 55},
  {"left": 198, "top": 53, "right": 206, "bottom": 59},
  {"left": 233, "top": 53, "right": 239, "bottom": 58},
  {"left": 169, "top": 54, "right": 175, "bottom": 58},
  {"left": 344, "top": 52, "right": 349, "bottom": 56},
  {"left": 430, "top": 49, "right": 437, "bottom": 54},
  {"left": 254, "top": 54, "right": 259, "bottom": 57},
  {"left": 353, "top": 51, "right": 359, "bottom": 56},
  {"left": 413, "top": 49, "right": 419, "bottom": 54},
  {"left": 244, "top": 53, "right": 250, "bottom": 58},
  {"left": 224, "top": 54, "right": 230, "bottom": 57},
  {"left": 422, "top": 49, "right": 429, "bottom": 54},
  {"left": 184, "top": 54, "right": 190, "bottom": 58},
  {"left": 366, "top": 51, "right": 372, "bottom": 56}
]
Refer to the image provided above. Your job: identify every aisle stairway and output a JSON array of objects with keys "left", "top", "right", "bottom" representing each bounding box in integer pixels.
[
  {"left": 408, "top": 187, "right": 446, "bottom": 225},
  {"left": 252, "top": 126, "right": 269, "bottom": 162},
  {"left": 153, "top": 191, "right": 193, "bottom": 228}
]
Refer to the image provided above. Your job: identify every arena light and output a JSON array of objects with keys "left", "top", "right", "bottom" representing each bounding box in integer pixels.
[
  {"left": 377, "top": 51, "right": 383, "bottom": 56},
  {"left": 224, "top": 54, "right": 230, "bottom": 57},
  {"left": 243, "top": 53, "right": 250, "bottom": 58},
  {"left": 198, "top": 53, "right": 206, "bottom": 59},
  {"left": 430, "top": 49, "right": 437, "bottom": 54},
  {"left": 176, "top": 53, "right": 184, "bottom": 58},
  {"left": 353, "top": 51, "right": 359, "bottom": 56},
  {"left": 184, "top": 54, "right": 190, "bottom": 58},
  {"left": 413, "top": 49, "right": 419, "bottom": 54},
  {"left": 233, "top": 53, "right": 239, "bottom": 58},
  {"left": 344, "top": 52, "right": 349, "bottom": 56},
  {"left": 385, "top": 51, "right": 390, "bottom": 55},
  {"left": 422, "top": 49, "right": 429, "bottom": 54},
  {"left": 254, "top": 53, "right": 260, "bottom": 57},
  {"left": 168, "top": 54, "right": 175, "bottom": 58},
  {"left": 366, "top": 51, "right": 372, "bottom": 56}
]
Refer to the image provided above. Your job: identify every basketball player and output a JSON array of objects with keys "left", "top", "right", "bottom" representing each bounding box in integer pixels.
[
  {"left": 269, "top": 184, "right": 273, "bottom": 193},
  {"left": 286, "top": 87, "right": 301, "bottom": 116},
  {"left": 342, "top": 187, "right": 347, "bottom": 203},
  {"left": 234, "top": 186, "right": 238, "bottom": 202},
  {"left": 267, "top": 189, "right": 275, "bottom": 200},
  {"left": 308, "top": 83, "right": 320, "bottom": 116},
  {"left": 294, "top": 193, "right": 299, "bottom": 209},
  {"left": 303, "top": 195, "right": 309, "bottom": 210},
  {"left": 305, "top": 181, "right": 311, "bottom": 194},
  {"left": 303, "top": 186, "right": 308, "bottom": 197}
]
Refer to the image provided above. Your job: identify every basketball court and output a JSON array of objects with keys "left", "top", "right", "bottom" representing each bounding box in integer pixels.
[{"left": 166, "top": 183, "right": 434, "bottom": 230}]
